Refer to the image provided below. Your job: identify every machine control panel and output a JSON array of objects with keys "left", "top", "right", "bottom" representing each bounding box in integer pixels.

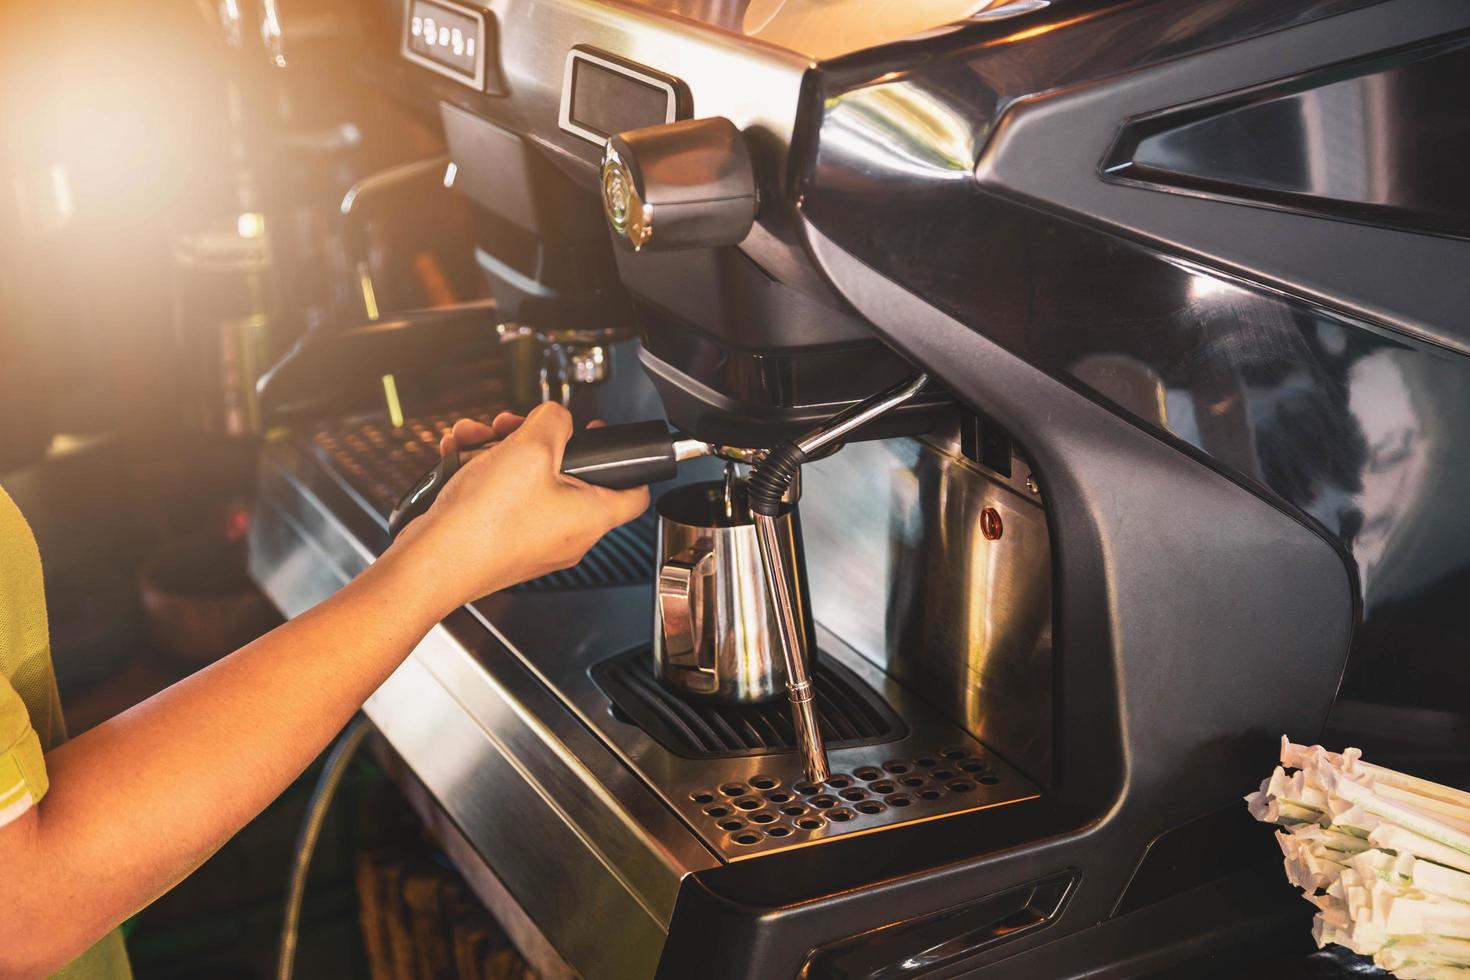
[{"left": 402, "top": 0, "right": 488, "bottom": 90}]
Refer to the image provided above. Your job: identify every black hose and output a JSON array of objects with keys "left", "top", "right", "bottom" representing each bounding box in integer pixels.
[
  {"left": 276, "top": 714, "right": 374, "bottom": 980},
  {"left": 745, "top": 441, "right": 806, "bottom": 517}
]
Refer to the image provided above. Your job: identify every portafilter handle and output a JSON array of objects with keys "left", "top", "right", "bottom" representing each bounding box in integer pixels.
[
  {"left": 747, "top": 373, "right": 932, "bottom": 783},
  {"left": 387, "top": 419, "right": 712, "bottom": 538}
]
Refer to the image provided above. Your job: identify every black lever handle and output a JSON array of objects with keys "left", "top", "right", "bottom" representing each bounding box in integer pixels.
[{"left": 387, "top": 419, "right": 681, "bottom": 538}]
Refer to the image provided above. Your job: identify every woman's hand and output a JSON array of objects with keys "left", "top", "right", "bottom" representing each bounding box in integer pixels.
[{"left": 384, "top": 402, "right": 650, "bottom": 615}]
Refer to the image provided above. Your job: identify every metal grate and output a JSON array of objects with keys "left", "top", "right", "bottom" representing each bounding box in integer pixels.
[
  {"left": 306, "top": 409, "right": 657, "bottom": 591},
  {"left": 309, "top": 410, "right": 485, "bottom": 518},
  {"left": 593, "top": 648, "right": 907, "bottom": 758},
  {"left": 686, "top": 748, "right": 1007, "bottom": 850}
]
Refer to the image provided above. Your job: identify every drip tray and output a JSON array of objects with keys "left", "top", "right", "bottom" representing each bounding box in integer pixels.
[
  {"left": 574, "top": 640, "right": 1041, "bottom": 861},
  {"left": 593, "top": 648, "right": 906, "bottom": 757}
]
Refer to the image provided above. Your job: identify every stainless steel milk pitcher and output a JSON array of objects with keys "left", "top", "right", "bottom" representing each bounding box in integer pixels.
[{"left": 651, "top": 478, "right": 814, "bottom": 703}]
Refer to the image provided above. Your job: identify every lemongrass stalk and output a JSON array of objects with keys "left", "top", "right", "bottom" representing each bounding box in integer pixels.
[
  {"left": 1385, "top": 933, "right": 1470, "bottom": 957},
  {"left": 1362, "top": 764, "right": 1470, "bottom": 812},
  {"left": 1383, "top": 897, "right": 1470, "bottom": 940},
  {"left": 1282, "top": 737, "right": 1470, "bottom": 811},
  {"left": 1415, "top": 860, "right": 1470, "bottom": 904},
  {"left": 1373, "top": 825, "right": 1470, "bottom": 877},
  {"left": 1383, "top": 962, "right": 1470, "bottom": 979},
  {"left": 1326, "top": 772, "right": 1470, "bottom": 856},
  {"left": 1376, "top": 784, "right": 1470, "bottom": 835}
]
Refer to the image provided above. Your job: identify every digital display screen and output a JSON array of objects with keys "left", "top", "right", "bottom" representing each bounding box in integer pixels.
[
  {"left": 564, "top": 52, "right": 677, "bottom": 144},
  {"left": 404, "top": 0, "right": 483, "bottom": 86}
]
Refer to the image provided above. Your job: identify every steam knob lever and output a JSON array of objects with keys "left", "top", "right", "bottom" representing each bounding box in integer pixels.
[{"left": 387, "top": 420, "right": 712, "bottom": 538}]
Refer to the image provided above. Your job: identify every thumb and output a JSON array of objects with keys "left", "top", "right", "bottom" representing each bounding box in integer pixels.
[
  {"left": 592, "top": 484, "right": 651, "bottom": 528},
  {"left": 515, "top": 402, "right": 575, "bottom": 471}
]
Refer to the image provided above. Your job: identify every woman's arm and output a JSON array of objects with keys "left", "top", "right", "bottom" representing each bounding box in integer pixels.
[{"left": 0, "top": 403, "right": 647, "bottom": 979}]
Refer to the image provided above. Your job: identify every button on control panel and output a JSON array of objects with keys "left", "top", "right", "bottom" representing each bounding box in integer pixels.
[{"left": 402, "top": 0, "right": 488, "bottom": 90}]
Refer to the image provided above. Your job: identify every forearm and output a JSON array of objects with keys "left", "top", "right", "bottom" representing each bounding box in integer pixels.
[{"left": 6, "top": 544, "right": 453, "bottom": 975}]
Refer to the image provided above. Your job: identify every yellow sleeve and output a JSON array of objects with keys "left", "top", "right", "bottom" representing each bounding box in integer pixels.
[{"left": 0, "top": 672, "right": 47, "bottom": 829}]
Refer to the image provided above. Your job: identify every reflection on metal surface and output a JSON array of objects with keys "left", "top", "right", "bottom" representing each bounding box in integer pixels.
[
  {"left": 825, "top": 83, "right": 978, "bottom": 181},
  {"left": 339, "top": 155, "right": 453, "bottom": 217},
  {"left": 496, "top": 322, "right": 633, "bottom": 406},
  {"left": 803, "top": 439, "right": 1053, "bottom": 784},
  {"left": 737, "top": 0, "right": 1044, "bottom": 60},
  {"left": 653, "top": 482, "right": 810, "bottom": 703}
]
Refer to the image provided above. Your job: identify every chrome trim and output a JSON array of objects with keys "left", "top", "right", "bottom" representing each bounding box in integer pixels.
[
  {"left": 750, "top": 374, "right": 929, "bottom": 781},
  {"left": 559, "top": 47, "right": 679, "bottom": 146},
  {"left": 797, "top": 373, "right": 930, "bottom": 456},
  {"left": 754, "top": 510, "right": 830, "bottom": 781},
  {"left": 601, "top": 145, "right": 655, "bottom": 250},
  {"left": 803, "top": 438, "right": 1055, "bottom": 785},
  {"left": 339, "top": 155, "right": 452, "bottom": 217}
]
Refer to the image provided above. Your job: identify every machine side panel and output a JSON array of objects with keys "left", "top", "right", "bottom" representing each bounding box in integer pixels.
[
  {"left": 653, "top": 222, "right": 1354, "bottom": 977},
  {"left": 799, "top": 0, "right": 1470, "bottom": 740}
]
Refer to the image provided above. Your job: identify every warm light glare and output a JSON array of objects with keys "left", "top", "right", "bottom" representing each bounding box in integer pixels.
[
  {"left": 358, "top": 262, "right": 380, "bottom": 321},
  {"left": 48, "top": 163, "right": 75, "bottom": 222},
  {"left": 381, "top": 374, "right": 405, "bottom": 429},
  {"left": 236, "top": 211, "right": 266, "bottom": 239}
]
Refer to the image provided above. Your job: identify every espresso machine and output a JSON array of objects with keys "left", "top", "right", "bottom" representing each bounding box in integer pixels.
[{"left": 247, "top": 0, "right": 1470, "bottom": 976}]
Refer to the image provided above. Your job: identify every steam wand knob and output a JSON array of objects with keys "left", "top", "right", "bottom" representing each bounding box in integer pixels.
[{"left": 387, "top": 420, "right": 723, "bottom": 539}]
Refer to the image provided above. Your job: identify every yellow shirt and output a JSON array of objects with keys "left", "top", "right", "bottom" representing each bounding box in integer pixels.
[{"left": 1, "top": 484, "right": 132, "bottom": 980}]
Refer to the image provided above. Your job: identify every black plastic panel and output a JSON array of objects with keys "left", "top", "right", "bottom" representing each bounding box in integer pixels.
[
  {"left": 1114, "top": 805, "right": 1281, "bottom": 916},
  {"left": 803, "top": 873, "right": 1075, "bottom": 979},
  {"left": 1107, "top": 34, "right": 1470, "bottom": 239},
  {"left": 798, "top": 0, "right": 1470, "bottom": 729}
]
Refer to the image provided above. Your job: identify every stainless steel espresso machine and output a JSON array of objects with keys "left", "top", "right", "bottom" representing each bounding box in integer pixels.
[{"left": 246, "top": 0, "right": 1470, "bottom": 976}]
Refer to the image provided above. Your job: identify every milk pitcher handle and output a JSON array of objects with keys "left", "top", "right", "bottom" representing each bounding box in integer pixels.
[{"left": 657, "top": 547, "right": 717, "bottom": 680}]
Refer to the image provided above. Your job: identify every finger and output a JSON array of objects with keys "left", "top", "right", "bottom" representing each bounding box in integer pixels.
[
  {"left": 439, "top": 431, "right": 457, "bottom": 457},
  {"left": 586, "top": 419, "right": 607, "bottom": 430},
  {"left": 490, "top": 412, "right": 525, "bottom": 439},
  {"left": 450, "top": 418, "right": 497, "bottom": 447},
  {"left": 595, "top": 484, "right": 651, "bottom": 528},
  {"left": 517, "top": 401, "right": 575, "bottom": 470}
]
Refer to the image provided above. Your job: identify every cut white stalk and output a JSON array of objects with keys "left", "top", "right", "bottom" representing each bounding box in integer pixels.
[
  {"left": 1255, "top": 738, "right": 1470, "bottom": 975},
  {"left": 1325, "top": 772, "right": 1470, "bottom": 857},
  {"left": 1373, "top": 826, "right": 1470, "bottom": 878}
]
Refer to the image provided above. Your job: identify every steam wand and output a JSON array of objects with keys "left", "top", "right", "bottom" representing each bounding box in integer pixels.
[{"left": 746, "top": 373, "right": 931, "bottom": 783}]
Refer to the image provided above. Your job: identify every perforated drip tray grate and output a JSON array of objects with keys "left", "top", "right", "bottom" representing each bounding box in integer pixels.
[
  {"left": 592, "top": 648, "right": 906, "bottom": 758},
  {"left": 687, "top": 750, "right": 1012, "bottom": 854},
  {"left": 304, "top": 410, "right": 657, "bottom": 591}
]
